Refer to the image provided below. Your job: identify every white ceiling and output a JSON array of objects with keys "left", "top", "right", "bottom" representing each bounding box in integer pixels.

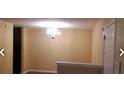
[{"left": 2, "top": 18, "right": 100, "bottom": 29}]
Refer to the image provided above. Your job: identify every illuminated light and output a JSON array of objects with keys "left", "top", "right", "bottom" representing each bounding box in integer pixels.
[
  {"left": 34, "top": 21, "right": 71, "bottom": 28},
  {"left": 46, "top": 28, "right": 61, "bottom": 39}
]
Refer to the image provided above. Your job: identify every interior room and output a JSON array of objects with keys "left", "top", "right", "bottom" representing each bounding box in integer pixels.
[{"left": 0, "top": 18, "right": 124, "bottom": 74}]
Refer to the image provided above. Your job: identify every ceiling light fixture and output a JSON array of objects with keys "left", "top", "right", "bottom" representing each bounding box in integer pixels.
[
  {"left": 46, "top": 28, "right": 61, "bottom": 39},
  {"left": 34, "top": 21, "right": 70, "bottom": 39}
]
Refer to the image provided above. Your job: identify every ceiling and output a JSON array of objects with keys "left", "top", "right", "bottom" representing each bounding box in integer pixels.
[{"left": 2, "top": 18, "right": 100, "bottom": 29}]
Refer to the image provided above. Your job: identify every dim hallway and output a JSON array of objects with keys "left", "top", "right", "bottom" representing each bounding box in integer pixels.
[{"left": 0, "top": 18, "right": 124, "bottom": 74}]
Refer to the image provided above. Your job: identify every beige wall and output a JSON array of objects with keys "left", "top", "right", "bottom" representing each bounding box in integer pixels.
[
  {"left": 116, "top": 19, "right": 124, "bottom": 73},
  {"left": 91, "top": 19, "right": 113, "bottom": 64},
  {"left": 0, "top": 18, "right": 120, "bottom": 74},
  {"left": 22, "top": 29, "right": 31, "bottom": 71},
  {"left": 22, "top": 28, "right": 92, "bottom": 72},
  {"left": 0, "top": 20, "right": 13, "bottom": 74}
]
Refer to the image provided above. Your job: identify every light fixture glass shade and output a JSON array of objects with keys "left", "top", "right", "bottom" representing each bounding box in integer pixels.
[{"left": 46, "top": 28, "right": 61, "bottom": 39}]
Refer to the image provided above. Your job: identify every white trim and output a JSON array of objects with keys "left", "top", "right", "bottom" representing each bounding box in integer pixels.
[
  {"left": 56, "top": 61, "right": 101, "bottom": 68},
  {"left": 22, "top": 69, "right": 57, "bottom": 74}
]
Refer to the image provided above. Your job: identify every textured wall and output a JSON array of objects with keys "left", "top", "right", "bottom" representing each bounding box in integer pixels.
[
  {"left": 22, "top": 28, "right": 92, "bottom": 72},
  {"left": 116, "top": 19, "right": 124, "bottom": 73},
  {"left": 0, "top": 20, "right": 13, "bottom": 74}
]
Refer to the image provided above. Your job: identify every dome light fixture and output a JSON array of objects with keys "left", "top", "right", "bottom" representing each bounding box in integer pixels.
[
  {"left": 34, "top": 20, "right": 70, "bottom": 39},
  {"left": 46, "top": 28, "right": 61, "bottom": 39}
]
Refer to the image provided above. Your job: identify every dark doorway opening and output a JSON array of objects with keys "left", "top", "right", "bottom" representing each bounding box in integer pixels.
[{"left": 13, "top": 27, "right": 22, "bottom": 74}]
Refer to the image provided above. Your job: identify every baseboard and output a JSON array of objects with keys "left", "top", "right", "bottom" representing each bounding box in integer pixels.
[{"left": 23, "top": 69, "right": 57, "bottom": 74}]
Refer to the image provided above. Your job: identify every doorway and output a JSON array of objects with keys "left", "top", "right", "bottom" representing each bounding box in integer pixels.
[{"left": 13, "top": 27, "right": 22, "bottom": 74}]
